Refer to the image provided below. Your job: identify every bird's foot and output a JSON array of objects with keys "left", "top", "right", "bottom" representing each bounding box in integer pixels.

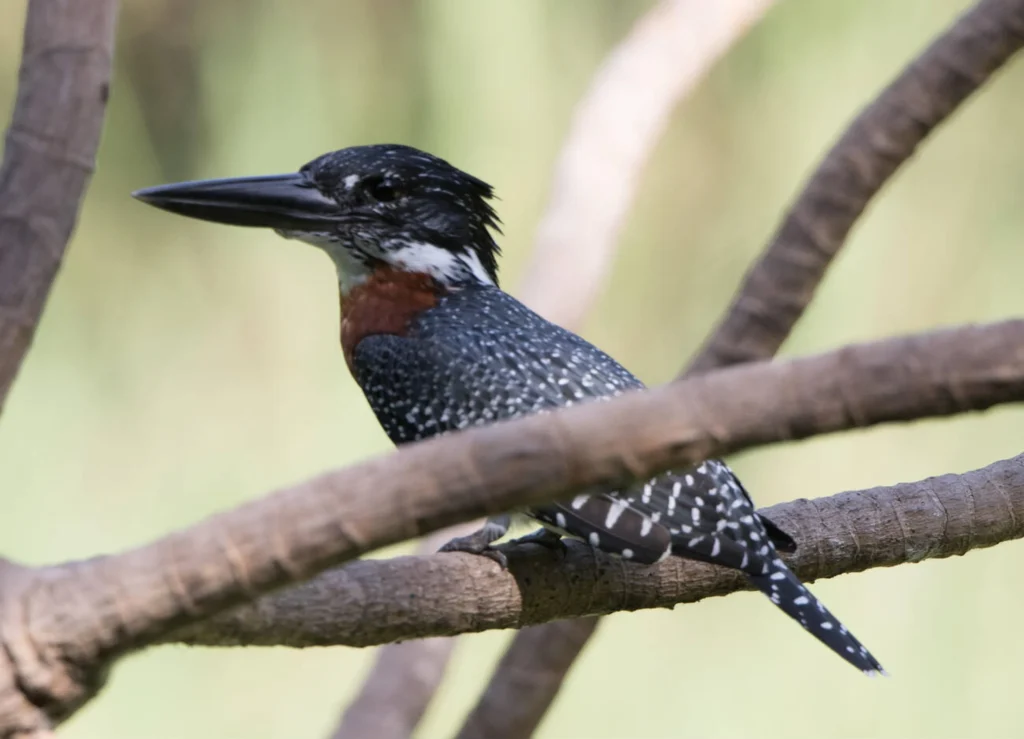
[
  {"left": 438, "top": 515, "right": 511, "bottom": 569},
  {"left": 505, "top": 527, "right": 567, "bottom": 555}
]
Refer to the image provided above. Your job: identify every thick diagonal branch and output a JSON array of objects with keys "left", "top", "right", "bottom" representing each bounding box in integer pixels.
[
  {"left": 0, "top": 0, "right": 118, "bottom": 414},
  {"left": 166, "top": 452, "right": 1024, "bottom": 648},
  {"left": 687, "top": 0, "right": 1024, "bottom": 375},
  {"left": 1, "top": 320, "right": 1022, "bottom": 732}
]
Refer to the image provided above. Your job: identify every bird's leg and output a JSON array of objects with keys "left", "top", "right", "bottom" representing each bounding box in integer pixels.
[
  {"left": 505, "top": 526, "right": 567, "bottom": 553},
  {"left": 439, "top": 514, "right": 512, "bottom": 568}
]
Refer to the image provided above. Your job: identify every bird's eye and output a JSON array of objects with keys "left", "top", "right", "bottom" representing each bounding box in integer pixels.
[{"left": 365, "top": 177, "right": 400, "bottom": 203}]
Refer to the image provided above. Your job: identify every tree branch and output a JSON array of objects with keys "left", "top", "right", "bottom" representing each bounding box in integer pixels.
[
  {"left": 165, "top": 451, "right": 1024, "bottom": 647},
  {"left": 2, "top": 319, "right": 1021, "bottom": 732},
  {"left": 687, "top": 0, "right": 1024, "bottom": 375},
  {"left": 0, "top": 0, "right": 118, "bottom": 414},
  {"left": 331, "top": 525, "right": 474, "bottom": 739},
  {"left": 454, "top": 618, "right": 600, "bottom": 739},
  {"left": 518, "top": 0, "right": 777, "bottom": 329}
]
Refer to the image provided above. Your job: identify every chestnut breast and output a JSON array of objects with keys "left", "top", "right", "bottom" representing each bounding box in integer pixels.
[{"left": 339, "top": 267, "right": 444, "bottom": 372}]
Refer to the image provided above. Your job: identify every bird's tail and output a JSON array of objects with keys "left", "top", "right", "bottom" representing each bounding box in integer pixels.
[{"left": 747, "top": 558, "right": 886, "bottom": 676}]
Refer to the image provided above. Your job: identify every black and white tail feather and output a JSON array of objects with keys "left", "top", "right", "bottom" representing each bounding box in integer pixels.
[{"left": 527, "top": 460, "right": 886, "bottom": 676}]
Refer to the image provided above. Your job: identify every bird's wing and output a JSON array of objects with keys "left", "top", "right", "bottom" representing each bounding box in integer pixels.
[{"left": 352, "top": 306, "right": 792, "bottom": 571}]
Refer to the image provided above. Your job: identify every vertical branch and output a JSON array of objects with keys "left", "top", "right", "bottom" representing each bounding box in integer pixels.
[
  {"left": 454, "top": 618, "right": 600, "bottom": 739},
  {"left": 0, "top": 0, "right": 119, "bottom": 412},
  {"left": 686, "top": 0, "right": 1024, "bottom": 374},
  {"left": 519, "top": 0, "right": 776, "bottom": 329}
]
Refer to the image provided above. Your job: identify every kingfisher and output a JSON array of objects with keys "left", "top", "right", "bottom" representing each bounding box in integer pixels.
[{"left": 134, "top": 144, "right": 885, "bottom": 675}]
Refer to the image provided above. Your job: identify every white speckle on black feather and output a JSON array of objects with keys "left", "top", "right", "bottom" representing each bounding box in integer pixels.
[{"left": 351, "top": 277, "right": 886, "bottom": 675}]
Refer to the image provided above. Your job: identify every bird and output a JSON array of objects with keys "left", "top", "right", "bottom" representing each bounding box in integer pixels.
[{"left": 133, "top": 143, "right": 885, "bottom": 676}]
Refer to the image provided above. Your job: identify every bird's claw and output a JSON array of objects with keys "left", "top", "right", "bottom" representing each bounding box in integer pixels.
[
  {"left": 506, "top": 527, "right": 567, "bottom": 554},
  {"left": 439, "top": 533, "right": 509, "bottom": 569}
]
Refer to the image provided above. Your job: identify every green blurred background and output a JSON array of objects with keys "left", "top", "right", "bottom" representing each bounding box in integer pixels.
[{"left": 2, "top": 0, "right": 1023, "bottom": 737}]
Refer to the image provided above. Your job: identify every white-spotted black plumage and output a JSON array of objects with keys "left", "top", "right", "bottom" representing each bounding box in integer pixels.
[
  {"left": 133, "top": 143, "right": 885, "bottom": 676},
  {"left": 354, "top": 286, "right": 884, "bottom": 675}
]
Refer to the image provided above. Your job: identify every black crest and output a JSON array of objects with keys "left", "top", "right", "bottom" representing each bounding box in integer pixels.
[{"left": 301, "top": 144, "right": 502, "bottom": 283}]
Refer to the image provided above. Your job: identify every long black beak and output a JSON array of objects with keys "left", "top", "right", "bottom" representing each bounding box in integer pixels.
[{"left": 132, "top": 173, "right": 342, "bottom": 230}]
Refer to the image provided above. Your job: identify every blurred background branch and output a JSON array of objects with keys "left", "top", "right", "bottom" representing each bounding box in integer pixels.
[
  {"left": 0, "top": 0, "right": 118, "bottom": 734},
  {"left": 519, "top": 0, "right": 777, "bottom": 328},
  {"left": 332, "top": 525, "right": 473, "bottom": 739},
  {"left": 687, "top": 0, "right": 1024, "bottom": 375},
  {"left": 0, "top": 0, "right": 117, "bottom": 413}
]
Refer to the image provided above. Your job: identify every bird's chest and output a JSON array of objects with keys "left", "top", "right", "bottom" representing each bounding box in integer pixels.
[
  {"left": 345, "top": 286, "right": 641, "bottom": 445},
  {"left": 339, "top": 269, "right": 441, "bottom": 373}
]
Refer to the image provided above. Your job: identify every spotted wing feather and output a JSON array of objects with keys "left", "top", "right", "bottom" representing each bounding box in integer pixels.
[{"left": 351, "top": 286, "right": 883, "bottom": 674}]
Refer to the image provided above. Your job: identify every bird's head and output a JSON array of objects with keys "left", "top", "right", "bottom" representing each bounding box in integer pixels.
[{"left": 133, "top": 144, "right": 501, "bottom": 294}]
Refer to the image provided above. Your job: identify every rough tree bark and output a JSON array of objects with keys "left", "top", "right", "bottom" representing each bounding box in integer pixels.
[{"left": 165, "top": 451, "right": 1024, "bottom": 648}]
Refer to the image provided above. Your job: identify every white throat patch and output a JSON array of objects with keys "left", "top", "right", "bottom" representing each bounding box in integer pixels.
[
  {"left": 388, "top": 242, "right": 494, "bottom": 288},
  {"left": 276, "top": 230, "right": 494, "bottom": 296}
]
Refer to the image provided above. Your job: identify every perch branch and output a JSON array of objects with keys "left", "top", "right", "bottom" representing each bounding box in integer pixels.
[
  {"left": 1, "top": 319, "right": 1022, "bottom": 733},
  {"left": 331, "top": 525, "right": 475, "bottom": 739},
  {"left": 165, "top": 451, "right": 1024, "bottom": 648}
]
